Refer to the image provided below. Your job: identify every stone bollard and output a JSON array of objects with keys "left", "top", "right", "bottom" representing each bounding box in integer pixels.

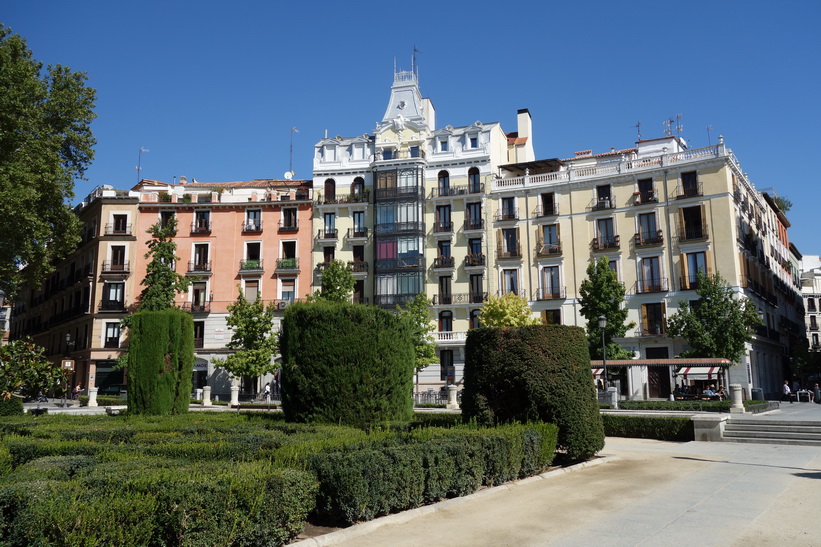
[
  {"left": 230, "top": 385, "right": 240, "bottom": 407},
  {"left": 729, "top": 383, "right": 745, "bottom": 414},
  {"left": 202, "top": 386, "right": 212, "bottom": 407},
  {"left": 607, "top": 386, "right": 619, "bottom": 409},
  {"left": 446, "top": 384, "right": 459, "bottom": 409},
  {"left": 87, "top": 387, "right": 99, "bottom": 407}
]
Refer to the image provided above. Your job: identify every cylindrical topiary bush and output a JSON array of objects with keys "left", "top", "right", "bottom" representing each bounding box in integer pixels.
[
  {"left": 280, "top": 302, "right": 415, "bottom": 428},
  {"left": 127, "top": 309, "right": 194, "bottom": 415},
  {"left": 461, "top": 324, "right": 604, "bottom": 461}
]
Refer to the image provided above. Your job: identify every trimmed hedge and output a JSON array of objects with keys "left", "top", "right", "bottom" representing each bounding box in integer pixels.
[
  {"left": 602, "top": 414, "right": 694, "bottom": 442},
  {"left": 127, "top": 309, "right": 194, "bottom": 415},
  {"left": 0, "top": 398, "right": 23, "bottom": 416},
  {"left": 78, "top": 395, "right": 125, "bottom": 407},
  {"left": 461, "top": 325, "right": 604, "bottom": 461},
  {"left": 280, "top": 302, "right": 415, "bottom": 428},
  {"left": 617, "top": 400, "right": 731, "bottom": 412}
]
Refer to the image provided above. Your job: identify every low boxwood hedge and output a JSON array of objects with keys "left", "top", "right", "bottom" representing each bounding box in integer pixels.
[
  {"left": 602, "top": 414, "right": 694, "bottom": 442},
  {"left": 78, "top": 395, "right": 126, "bottom": 407},
  {"left": 616, "top": 400, "right": 730, "bottom": 413}
]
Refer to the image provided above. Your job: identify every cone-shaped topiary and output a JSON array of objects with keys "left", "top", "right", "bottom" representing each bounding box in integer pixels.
[{"left": 461, "top": 324, "right": 604, "bottom": 461}]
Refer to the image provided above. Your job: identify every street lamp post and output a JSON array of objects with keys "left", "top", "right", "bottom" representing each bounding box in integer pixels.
[
  {"left": 61, "top": 333, "right": 75, "bottom": 407},
  {"left": 598, "top": 315, "right": 607, "bottom": 389}
]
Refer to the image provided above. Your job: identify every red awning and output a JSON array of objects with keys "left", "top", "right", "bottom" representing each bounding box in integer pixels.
[
  {"left": 679, "top": 366, "right": 722, "bottom": 380},
  {"left": 592, "top": 368, "right": 603, "bottom": 377}
]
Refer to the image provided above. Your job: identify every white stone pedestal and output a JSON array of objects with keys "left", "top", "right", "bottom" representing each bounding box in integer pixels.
[
  {"left": 230, "top": 385, "right": 240, "bottom": 406},
  {"left": 202, "top": 386, "right": 212, "bottom": 407},
  {"left": 446, "top": 385, "right": 459, "bottom": 409},
  {"left": 87, "top": 387, "right": 99, "bottom": 407},
  {"left": 729, "top": 383, "right": 745, "bottom": 414}
]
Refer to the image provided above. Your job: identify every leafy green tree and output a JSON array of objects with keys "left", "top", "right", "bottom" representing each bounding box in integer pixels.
[
  {"left": 396, "top": 293, "right": 437, "bottom": 373},
  {"left": 214, "top": 288, "right": 278, "bottom": 380},
  {"left": 0, "top": 339, "right": 61, "bottom": 399},
  {"left": 311, "top": 259, "right": 356, "bottom": 303},
  {"left": 578, "top": 258, "right": 635, "bottom": 359},
  {"left": 772, "top": 195, "right": 792, "bottom": 213},
  {"left": 666, "top": 270, "right": 761, "bottom": 361},
  {"left": 0, "top": 25, "right": 96, "bottom": 298},
  {"left": 137, "top": 217, "right": 190, "bottom": 311},
  {"left": 478, "top": 291, "right": 539, "bottom": 328}
]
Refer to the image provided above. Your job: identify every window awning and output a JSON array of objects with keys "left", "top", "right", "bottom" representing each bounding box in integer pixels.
[
  {"left": 678, "top": 366, "right": 723, "bottom": 380},
  {"left": 592, "top": 368, "right": 603, "bottom": 377}
]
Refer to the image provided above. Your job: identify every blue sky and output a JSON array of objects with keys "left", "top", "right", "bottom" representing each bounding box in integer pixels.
[{"left": 6, "top": 1, "right": 820, "bottom": 254}]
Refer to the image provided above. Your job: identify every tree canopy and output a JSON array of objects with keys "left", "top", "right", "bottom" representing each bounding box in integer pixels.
[
  {"left": 0, "top": 339, "right": 61, "bottom": 399},
  {"left": 214, "top": 289, "right": 278, "bottom": 379},
  {"left": 311, "top": 260, "right": 356, "bottom": 303},
  {"left": 396, "top": 293, "right": 437, "bottom": 372},
  {"left": 0, "top": 25, "right": 96, "bottom": 298},
  {"left": 578, "top": 258, "right": 635, "bottom": 359},
  {"left": 137, "top": 218, "right": 190, "bottom": 311},
  {"left": 666, "top": 270, "right": 761, "bottom": 362},
  {"left": 478, "top": 292, "right": 539, "bottom": 328}
]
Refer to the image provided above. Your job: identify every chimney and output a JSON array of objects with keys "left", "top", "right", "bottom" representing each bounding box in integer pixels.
[
  {"left": 179, "top": 176, "right": 187, "bottom": 185},
  {"left": 516, "top": 109, "right": 535, "bottom": 162}
]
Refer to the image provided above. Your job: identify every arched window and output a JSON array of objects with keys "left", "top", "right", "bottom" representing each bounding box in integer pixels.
[
  {"left": 438, "top": 170, "right": 450, "bottom": 196},
  {"left": 470, "top": 309, "right": 482, "bottom": 329},
  {"left": 468, "top": 167, "right": 481, "bottom": 193},
  {"left": 439, "top": 310, "right": 453, "bottom": 332},
  {"left": 351, "top": 177, "right": 365, "bottom": 197},
  {"left": 324, "top": 179, "right": 336, "bottom": 202}
]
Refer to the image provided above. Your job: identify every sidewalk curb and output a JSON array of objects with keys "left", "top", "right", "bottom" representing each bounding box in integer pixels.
[{"left": 289, "top": 454, "right": 619, "bottom": 546}]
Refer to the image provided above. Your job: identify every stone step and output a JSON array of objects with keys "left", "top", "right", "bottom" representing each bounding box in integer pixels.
[
  {"left": 721, "top": 436, "right": 821, "bottom": 447},
  {"left": 725, "top": 424, "right": 821, "bottom": 435},
  {"left": 724, "top": 429, "right": 821, "bottom": 441},
  {"left": 728, "top": 419, "right": 821, "bottom": 428}
]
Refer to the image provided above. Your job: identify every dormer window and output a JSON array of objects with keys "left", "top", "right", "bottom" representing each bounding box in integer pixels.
[
  {"left": 469, "top": 134, "right": 478, "bottom": 149},
  {"left": 324, "top": 146, "right": 336, "bottom": 161},
  {"left": 439, "top": 139, "right": 448, "bottom": 152}
]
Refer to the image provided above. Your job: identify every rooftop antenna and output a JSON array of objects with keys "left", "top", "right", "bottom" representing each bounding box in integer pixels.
[
  {"left": 706, "top": 125, "right": 713, "bottom": 145},
  {"left": 676, "top": 114, "right": 684, "bottom": 138},
  {"left": 634, "top": 121, "right": 642, "bottom": 141},
  {"left": 289, "top": 127, "right": 298, "bottom": 178},
  {"left": 136, "top": 147, "right": 149, "bottom": 183},
  {"left": 412, "top": 45, "right": 422, "bottom": 79},
  {"left": 663, "top": 118, "right": 674, "bottom": 137}
]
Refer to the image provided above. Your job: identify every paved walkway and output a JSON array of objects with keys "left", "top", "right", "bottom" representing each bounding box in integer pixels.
[{"left": 294, "top": 402, "right": 821, "bottom": 547}]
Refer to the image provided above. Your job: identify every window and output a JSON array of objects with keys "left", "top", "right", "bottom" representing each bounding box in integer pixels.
[
  {"left": 281, "top": 279, "right": 295, "bottom": 302},
  {"left": 596, "top": 185, "right": 611, "bottom": 208},
  {"left": 638, "top": 212, "right": 658, "bottom": 244},
  {"left": 501, "top": 228, "right": 519, "bottom": 256},
  {"left": 470, "top": 274, "right": 484, "bottom": 302},
  {"left": 502, "top": 269, "right": 519, "bottom": 295},
  {"left": 809, "top": 298, "right": 817, "bottom": 312},
  {"left": 470, "top": 309, "right": 482, "bottom": 329},
  {"left": 351, "top": 177, "right": 365, "bottom": 196},
  {"left": 244, "top": 280, "right": 259, "bottom": 301},
  {"left": 542, "top": 309, "right": 561, "bottom": 325},
  {"left": 642, "top": 303, "right": 666, "bottom": 335},
  {"left": 104, "top": 322, "right": 120, "bottom": 348},
  {"left": 466, "top": 202, "right": 482, "bottom": 230},
  {"left": 469, "top": 135, "right": 478, "bottom": 149},
  {"left": 194, "top": 244, "right": 209, "bottom": 268},
  {"left": 596, "top": 218, "right": 615, "bottom": 248},
  {"left": 438, "top": 240, "right": 451, "bottom": 258},
  {"left": 352, "top": 211, "right": 365, "bottom": 236},
  {"left": 440, "top": 350, "right": 455, "bottom": 383},
  {"left": 324, "top": 179, "right": 335, "bottom": 201},
  {"left": 110, "top": 246, "right": 126, "bottom": 269},
  {"left": 324, "top": 213, "right": 336, "bottom": 237},
  {"left": 608, "top": 260, "right": 619, "bottom": 277},
  {"left": 352, "top": 245, "right": 365, "bottom": 263},
  {"left": 468, "top": 238, "right": 482, "bottom": 256},
  {"left": 282, "top": 208, "right": 297, "bottom": 229},
  {"left": 468, "top": 167, "right": 481, "bottom": 193},
  {"left": 685, "top": 251, "right": 707, "bottom": 289},
  {"left": 192, "top": 282, "right": 208, "bottom": 311},
  {"left": 540, "top": 192, "right": 556, "bottom": 216},
  {"left": 324, "top": 146, "right": 336, "bottom": 161},
  {"left": 435, "top": 205, "right": 451, "bottom": 231},
  {"left": 439, "top": 139, "right": 448, "bottom": 152},
  {"left": 541, "top": 224, "right": 559, "bottom": 254},
  {"left": 353, "top": 280, "right": 365, "bottom": 303},
  {"left": 680, "top": 206, "right": 705, "bottom": 240},
  {"left": 811, "top": 316, "right": 818, "bottom": 330},
  {"left": 438, "top": 276, "right": 452, "bottom": 305},
  {"left": 245, "top": 209, "right": 261, "bottom": 231},
  {"left": 638, "top": 178, "right": 654, "bottom": 202},
  {"left": 246, "top": 242, "right": 261, "bottom": 262},
  {"left": 102, "top": 282, "right": 124, "bottom": 310},
  {"left": 382, "top": 148, "right": 393, "bottom": 160},
  {"left": 639, "top": 257, "right": 662, "bottom": 292},
  {"left": 541, "top": 266, "right": 560, "bottom": 299},
  {"left": 323, "top": 246, "right": 335, "bottom": 263},
  {"left": 437, "top": 170, "right": 449, "bottom": 196},
  {"left": 439, "top": 310, "right": 453, "bottom": 332},
  {"left": 410, "top": 146, "right": 420, "bottom": 158},
  {"left": 112, "top": 214, "right": 128, "bottom": 234},
  {"left": 813, "top": 333, "right": 819, "bottom": 347},
  {"left": 160, "top": 211, "right": 175, "bottom": 227},
  {"left": 501, "top": 197, "right": 517, "bottom": 220},
  {"left": 193, "top": 321, "right": 205, "bottom": 349},
  {"left": 681, "top": 171, "right": 698, "bottom": 196}
]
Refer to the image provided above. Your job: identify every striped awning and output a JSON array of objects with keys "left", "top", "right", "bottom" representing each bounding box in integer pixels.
[
  {"left": 678, "top": 366, "right": 722, "bottom": 380},
  {"left": 592, "top": 368, "right": 603, "bottom": 377}
]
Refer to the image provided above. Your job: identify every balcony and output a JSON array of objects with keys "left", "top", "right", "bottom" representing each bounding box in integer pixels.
[
  {"left": 534, "top": 287, "right": 566, "bottom": 300},
  {"left": 496, "top": 209, "right": 519, "bottom": 222},
  {"left": 190, "top": 221, "right": 211, "bottom": 234},
  {"left": 104, "top": 337, "right": 120, "bottom": 349},
  {"left": 376, "top": 148, "right": 425, "bottom": 161},
  {"left": 811, "top": 324, "right": 819, "bottom": 332},
  {"left": 99, "top": 299, "right": 126, "bottom": 312},
  {"left": 104, "top": 223, "right": 132, "bottom": 236},
  {"left": 316, "top": 229, "right": 338, "bottom": 240},
  {"left": 374, "top": 221, "right": 424, "bottom": 235},
  {"left": 464, "top": 254, "right": 486, "bottom": 268},
  {"left": 432, "top": 256, "right": 455, "bottom": 269},
  {"left": 496, "top": 245, "right": 522, "bottom": 259},
  {"left": 635, "top": 278, "right": 669, "bottom": 294},
  {"left": 679, "top": 223, "right": 708, "bottom": 242},
  {"left": 633, "top": 190, "right": 659, "bottom": 205},
  {"left": 434, "top": 331, "right": 467, "bottom": 345},
  {"left": 374, "top": 187, "right": 424, "bottom": 200},
  {"left": 316, "top": 192, "right": 370, "bottom": 206},
  {"left": 374, "top": 294, "right": 418, "bottom": 307},
  {"left": 239, "top": 259, "right": 263, "bottom": 272},
  {"left": 635, "top": 324, "right": 667, "bottom": 337},
  {"left": 278, "top": 220, "right": 299, "bottom": 232},
  {"left": 188, "top": 261, "right": 212, "bottom": 273},
  {"left": 680, "top": 276, "right": 699, "bottom": 291},
  {"left": 276, "top": 257, "right": 300, "bottom": 273},
  {"left": 182, "top": 301, "right": 212, "bottom": 313},
  {"left": 101, "top": 261, "right": 130, "bottom": 274},
  {"left": 635, "top": 230, "right": 664, "bottom": 247},
  {"left": 592, "top": 236, "right": 620, "bottom": 251},
  {"left": 433, "top": 221, "right": 453, "bottom": 234},
  {"left": 375, "top": 256, "right": 425, "bottom": 271},
  {"left": 348, "top": 261, "right": 368, "bottom": 273},
  {"left": 431, "top": 293, "right": 487, "bottom": 305},
  {"left": 463, "top": 219, "right": 484, "bottom": 232},
  {"left": 676, "top": 182, "right": 703, "bottom": 199},
  {"left": 533, "top": 204, "right": 559, "bottom": 217},
  {"left": 346, "top": 228, "right": 369, "bottom": 240},
  {"left": 430, "top": 185, "right": 470, "bottom": 198},
  {"left": 242, "top": 220, "right": 263, "bottom": 233},
  {"left": 536, "top": 241, "right": 562, "bottom": 257},
  {"left": 591, "top": 198, "right": 614, "bottom": 211}
]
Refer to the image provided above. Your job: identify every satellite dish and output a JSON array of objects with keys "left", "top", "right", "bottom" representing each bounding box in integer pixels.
[{"left": 284, "top": 171, "right": 293, "bottom": 180}]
